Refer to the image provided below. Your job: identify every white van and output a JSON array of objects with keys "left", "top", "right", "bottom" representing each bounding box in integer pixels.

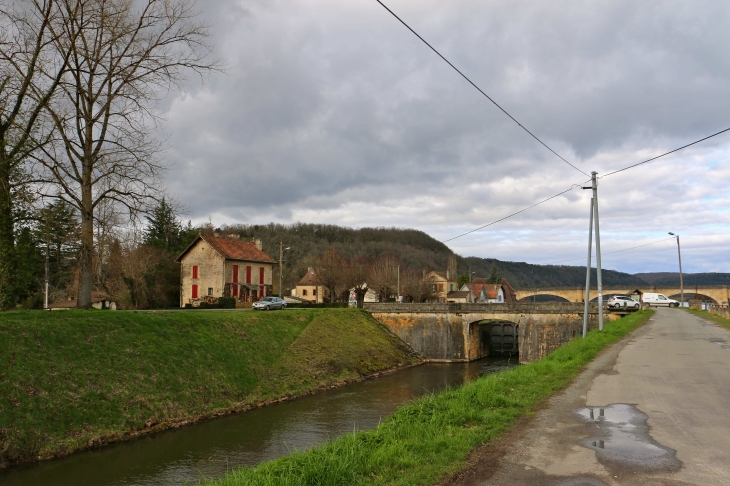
[{"left": 642, "top": 293, "right": 679, "bottom": 307}]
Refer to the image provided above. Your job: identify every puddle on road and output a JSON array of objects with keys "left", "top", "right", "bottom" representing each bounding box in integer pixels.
[{"left": 577, "top": 404, "right": 681, "bottom": 472}]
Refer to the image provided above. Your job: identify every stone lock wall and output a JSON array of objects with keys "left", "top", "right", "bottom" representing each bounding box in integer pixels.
[{"left": 366, "top": 303, "right": 603, "bottom": 364}]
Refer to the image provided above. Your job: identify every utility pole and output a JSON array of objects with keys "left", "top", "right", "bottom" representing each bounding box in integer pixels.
[
  {"left": 669, "top": 233, "right": 684, "bottom": 306},
  {"left": 583, "top": 172, "right": 603, "bottom": 331},
  {"left": 397, "top": 265, "right": 400, "bottom": 303},
  {"left": 278, "top": 242, "right": 290, "bottom": 298},
  {"left": 582, "top": 197, "right": 594, "bottom": 338},
  {"left": 592, "top": 172, "right": 604, "bottom": 331}
]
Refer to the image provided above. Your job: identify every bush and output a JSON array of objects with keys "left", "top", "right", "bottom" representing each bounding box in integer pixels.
[
  {"left": 285, "top": 302, "right": 348, "bottom": 309},
  {"left": 218, "top": 297, "right": 236, "bottom": 309}
]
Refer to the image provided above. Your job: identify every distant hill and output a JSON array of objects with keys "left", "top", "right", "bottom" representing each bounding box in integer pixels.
[
  {"left": 634, "top": 272, "right": 730, "bottom": 286},
  {"left": 217, "top": 223, "right": 646, "bottom": 293}
]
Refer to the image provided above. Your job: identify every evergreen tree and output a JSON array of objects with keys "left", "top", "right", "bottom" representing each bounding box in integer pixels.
[
  {"left": 36, "top": 200, "right": 81, "bottom": 301},
  {"left": 457, "top": 274, "right": 470, "bottom": 288},
  {"left": 487, "top": 265, "right": 502, "bottom": 284},
  {"left": 144, "top": 199, "right": 183, "bottom": 252}
]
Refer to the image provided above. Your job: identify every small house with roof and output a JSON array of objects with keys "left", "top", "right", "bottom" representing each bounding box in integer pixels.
[
  {"left": 176, "top": 234, "right": 276, "bottom": 307},
  {"left": 424, "top": 270, "right": 458, "bottom": 303},
  {"left": 460, "top": 278, "right": 517, "bottom": 303},
  {"left": 293, "top": 267, "right": 330, "bottom": 303}
]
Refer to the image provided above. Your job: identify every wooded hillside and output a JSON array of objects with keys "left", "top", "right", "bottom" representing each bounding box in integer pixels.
[{"left": 220, "top": 223, "right": 646, "bottom": 292}]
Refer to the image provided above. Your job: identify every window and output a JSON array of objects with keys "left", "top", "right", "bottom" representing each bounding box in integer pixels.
[
  {"left": 259, "top": 267, "right": 265, "bottom": 285},
  {"left": 192, "top": 266, "right": 198, "bottom": 279},
  {"left": 313, "top": 288, "right": 317, "bottom": 296},
  {"left": 438, "top": 283, "right": 444, "bottom": 292},
  {"left": 233, "top": 265, "right": 239, "bottom": 283},
  {"left": 302, "top": 289, "right": 308, "bottom": 296},
  {"left": 208, "top": 288, "right": 213, "bottom": 296},
  {"left": 192, "top": 284, "right": 198, "bottom": 299},
  {"left": 246, "top": 266, "right": 252, "bottom": 284}
]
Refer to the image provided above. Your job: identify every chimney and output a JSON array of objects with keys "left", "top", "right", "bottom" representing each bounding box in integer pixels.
[
  {"left": 252, "top": 238, "right": 263, "bottom": 250},
  {"left": 214, "top": 231, "right": 221, "bottom": 237}
]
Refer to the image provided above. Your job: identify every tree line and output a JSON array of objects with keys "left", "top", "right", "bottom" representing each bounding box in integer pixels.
[{"left": 0, "top": 0, "right": 218, "bottom": 309}]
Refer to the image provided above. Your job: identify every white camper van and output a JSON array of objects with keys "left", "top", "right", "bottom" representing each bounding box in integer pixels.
[{"left": 642, "top": 293, "right": 680, "bottom": 307}]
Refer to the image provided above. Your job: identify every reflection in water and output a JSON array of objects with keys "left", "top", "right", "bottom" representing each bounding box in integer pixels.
[{"left": 1, "top": 356, "right": 515, "bottom": 486}]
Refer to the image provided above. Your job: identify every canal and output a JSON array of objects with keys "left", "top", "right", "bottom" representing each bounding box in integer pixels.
[{"left": 0, "top": 356, "right": 516, "bottom": 486}]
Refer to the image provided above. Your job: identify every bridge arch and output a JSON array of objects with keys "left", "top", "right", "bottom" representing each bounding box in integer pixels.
[
  {"left": 468, "top": 319, "right": 519, "bottom": 357},
  {"left": 668, "top": 293, "right": 718, "bottom": 304},
  {"left": 518, "top": 294, "right": 570, "bottom": 303}
]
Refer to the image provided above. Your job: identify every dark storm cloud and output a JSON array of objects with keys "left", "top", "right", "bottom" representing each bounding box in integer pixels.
[{"left": 162, "top": 0, "right": 730, "bottom": 273}]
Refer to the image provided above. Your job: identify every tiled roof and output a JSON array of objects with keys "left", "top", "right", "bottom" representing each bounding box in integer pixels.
[
  {"left": 447, "top": 291, "right": 471, "bottom": 298},
  {"left": 297, "top": 268, "right": 319, "bottom": 286},
  {"left": 468, "top": 283, "right": 502, "bottom": 299},
  {"left": 177, "top": 236, "right": 276, "bottom": 263}
]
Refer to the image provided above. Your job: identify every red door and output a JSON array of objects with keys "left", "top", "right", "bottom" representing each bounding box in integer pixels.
[{"left": 192, "top": 284, "right": 198, "bottom": 299}]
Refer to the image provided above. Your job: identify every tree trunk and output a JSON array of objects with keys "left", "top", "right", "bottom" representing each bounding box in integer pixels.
[
  {"left": 0, "top": 150, "right": 17, "bottom": 310},
  {"left": 76, "top": 166, "right": 94, "bottom": 308}
]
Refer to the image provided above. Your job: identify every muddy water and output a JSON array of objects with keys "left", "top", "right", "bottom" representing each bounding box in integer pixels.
[{"left": 0, "top": 356, "right": 516, "bottom": 486}]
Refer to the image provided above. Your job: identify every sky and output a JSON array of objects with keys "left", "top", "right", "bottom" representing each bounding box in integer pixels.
[{"left": 160, "top": 0, "right": 730, "bottom": 274}]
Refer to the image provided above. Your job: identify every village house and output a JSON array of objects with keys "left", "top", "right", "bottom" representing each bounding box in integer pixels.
[
  {"left": 292, "top": 267, "right": 330, "bottom": 303},
  {"left": 176, "top": 234, "right": 276, "bottom": 307},
  {"left": 424, "top": 270, "right": 458, "bottom": 303},
  {"left": 460, "top": 278, "right": 518, "bottom": 303}
]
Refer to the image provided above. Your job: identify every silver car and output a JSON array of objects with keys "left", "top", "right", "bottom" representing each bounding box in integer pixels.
[
  {"left": 253, "top": 297, "right": 287, "bottom": 310},
  {"left": 607, "top": 295, "right": 640, "bottom": 310}
]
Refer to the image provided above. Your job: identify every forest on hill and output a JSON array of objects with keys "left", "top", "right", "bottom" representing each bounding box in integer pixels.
[
  {"left": 634, "top": 272, "right": 730, "bottom": 286},
  {"left": 221, "top": 223, "right": 646, "bottom": 292}
]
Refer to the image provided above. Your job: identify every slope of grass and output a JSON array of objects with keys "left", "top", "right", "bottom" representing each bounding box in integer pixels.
[
  {"left": 688, "top": 309, "right": 730, "bottom": 330},
  {"left": 0, "top": 308, "right": 417, "bottom": 467},
  {"left": 204, "top": 310, "right": 653, "bottom": 486}
]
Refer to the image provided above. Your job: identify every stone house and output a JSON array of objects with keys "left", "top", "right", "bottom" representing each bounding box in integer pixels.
[
  {"left": 176, "top": 234, "right": 276, "bottom": 307},
  {"left": 292, "top": 267, "right": 330, "bottom": 303},
  {"left": 446, "top": 290, "right": 473, "bottom": 303},
  {"left": 424, "top": 270, "right": 458, "bottom": 303}
]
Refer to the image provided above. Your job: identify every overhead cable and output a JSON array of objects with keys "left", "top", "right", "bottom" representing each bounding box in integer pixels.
[
  {"left": 543, "top": 236, "right": 677, "bottom": 265},
  {"left": 440, "top": 182, "right": 588, "bottom": 243},
  {"left": 601, "top": 127, "right": 730, "bottom": 178},
  {"left": 374, "top": 0, "right": 589, "bottom": 177}
]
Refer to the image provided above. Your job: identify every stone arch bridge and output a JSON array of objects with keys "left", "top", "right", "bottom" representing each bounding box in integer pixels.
[
  {"left": 515, "top": 285, "right": 730, "bottom": 304},
  {"left": 365, "top": 302, "right": 616, "bottom": 364}
]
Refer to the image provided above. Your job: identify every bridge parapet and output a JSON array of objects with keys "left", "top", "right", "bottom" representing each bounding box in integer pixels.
[{"left": 364, "top": 302, "right": 603, "bottom": 314}]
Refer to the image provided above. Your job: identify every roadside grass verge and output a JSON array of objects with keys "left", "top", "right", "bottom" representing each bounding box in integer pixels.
[
  {"left": 688, "top": 309, "right": 730, "bottom": 330},
  {"left": 204, "top": 310, "right": 653, "bottom": 486},
  {"left": 0, "top": 308, "right": 417, "bottom": 467}
]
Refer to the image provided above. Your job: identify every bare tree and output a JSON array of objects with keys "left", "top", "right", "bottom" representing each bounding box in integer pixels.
[
  {"left": 367, "top": 253, "right": 399, "bottom": 302},
  {"left": 0, "top": 0, "right": 71, "bottom": 308},
  {"left": 314, "top": 248, "right": 344, "bottom": 303},
  {"left": 401, "top": 267, "right": 434, "bottom": 303},
  {"left": 34, "top": 0, "right": 218, "bottom": 307},
  {"left": 342, "top": 257, "right": 370, "bottom": 308}
]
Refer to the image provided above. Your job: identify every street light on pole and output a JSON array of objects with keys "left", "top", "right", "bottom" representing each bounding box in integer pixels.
[{"left": 668, "top": 232, "right": 684, "bottom": 307}]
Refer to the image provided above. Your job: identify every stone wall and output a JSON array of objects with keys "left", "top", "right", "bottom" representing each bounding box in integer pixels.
[{"left": 366, "top": 302, "right": 604, "bottom": 364}]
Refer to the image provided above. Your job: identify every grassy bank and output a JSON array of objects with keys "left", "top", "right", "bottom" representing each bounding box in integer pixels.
[
  {"left": 204, "top": 310, "right": 653, "bottom": 486},
  {"left": 689, "top": 309, "right": 730, "bottom": 329},
  {"left": 0, "top": 309, "right": 418, "bottom": 467}
]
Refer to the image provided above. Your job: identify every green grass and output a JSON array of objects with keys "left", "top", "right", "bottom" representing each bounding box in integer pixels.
[
  {"left": 0, "top": 308, "right": 417, "bottom": 467},
  {"left": 203, "top": 310, "right": 654, "bottom": 486},
  {"left": 688, "top": 309, "right": 730, "bottom": 330}
]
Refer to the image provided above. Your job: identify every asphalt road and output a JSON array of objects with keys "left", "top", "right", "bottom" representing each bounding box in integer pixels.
[{"left": 461, "top": 308, "right": 730, "bottom": 486}]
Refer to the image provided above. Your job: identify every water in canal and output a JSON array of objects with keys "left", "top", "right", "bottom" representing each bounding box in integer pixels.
[{"left": 1, "top": 356, "right": 516, "bottom": 486}]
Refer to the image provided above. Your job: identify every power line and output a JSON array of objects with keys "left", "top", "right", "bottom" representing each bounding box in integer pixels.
[
  {"left": 543, "top": 236, "right": 677, "bottom": 265},
  {"left": 441, "top": 182, "right": 587, "bottom": 243},
  {"left": 374, "top": 0, "right": 588, "bottom": 177},
  {"left": 601, "top": 127, "right": 730, "bottom": 178}
]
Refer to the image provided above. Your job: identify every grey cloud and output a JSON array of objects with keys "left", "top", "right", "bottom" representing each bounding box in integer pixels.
[{"left": 161, "top": 0, "right": 730, "bottom": 273}]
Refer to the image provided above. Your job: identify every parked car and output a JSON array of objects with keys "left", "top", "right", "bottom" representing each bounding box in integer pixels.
[
  {"left": 642, "top": 292, "right": 680, "bottom": 308},
  {"left": 607, "top": 295, "right": 640, "bottom": 310},
  {"left": 253, "top": 297, "right": 287, "bottom": 310}
]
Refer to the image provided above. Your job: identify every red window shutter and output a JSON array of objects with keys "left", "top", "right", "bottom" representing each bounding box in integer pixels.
[
  {"left": 233, "top": 265, "right": 239, "bottom": 283},
  {"left": 233, "top": 285, "right": 238, "bottom": 297},
  {"left": 259, "top": 267, "right": 265, "bottom": 285},
  {"left": 192, "top": 284, "right": 198, "bottom": 299},
  {"left": 246, "top": 266, "right": 251, "bottom": 284},
  {"left": 192, "top": 266, "right": 198, "bottom": 279}
]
